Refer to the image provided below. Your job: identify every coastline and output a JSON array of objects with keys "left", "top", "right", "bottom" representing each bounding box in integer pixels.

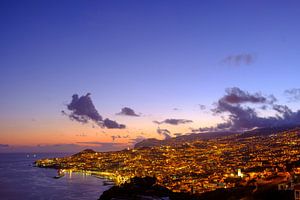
[
  {"left": 41, "top": 168, "right": 117, "bottom": 186},
  {"left": 0, "top": 153, "right": 111, "bottom": 200}
]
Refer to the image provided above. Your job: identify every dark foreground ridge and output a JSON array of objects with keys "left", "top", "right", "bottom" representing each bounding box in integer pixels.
[
  {"left": 99, "top": 176, "right": 274, "bottom": 200},
  {"left": 99, "top": 176, "right": 194, "bottom": 200}
]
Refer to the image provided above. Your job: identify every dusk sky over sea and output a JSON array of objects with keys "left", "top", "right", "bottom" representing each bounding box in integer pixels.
[{"left": 1, "top": 0, "right": 300, "bottom": 152}]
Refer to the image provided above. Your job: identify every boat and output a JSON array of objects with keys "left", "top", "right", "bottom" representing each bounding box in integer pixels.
[{"left": 53, "top": 169, "right": 65, "bottom": 179}]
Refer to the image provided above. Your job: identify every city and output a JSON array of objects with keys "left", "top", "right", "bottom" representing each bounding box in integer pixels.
[{"left": 36, "top": 127, "right": 300, "bottom": 198}]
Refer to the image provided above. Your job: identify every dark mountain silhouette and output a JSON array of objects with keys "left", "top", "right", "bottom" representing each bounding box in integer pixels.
[{"left": 135, "top": 125, "right": 300, "bottom": 148}]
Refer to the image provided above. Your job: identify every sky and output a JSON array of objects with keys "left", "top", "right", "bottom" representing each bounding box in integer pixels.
[{"left": 1, "top": 0, "right": 300, "bottom": 152}]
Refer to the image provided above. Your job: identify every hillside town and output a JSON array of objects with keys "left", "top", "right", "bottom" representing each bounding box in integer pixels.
[{"left": 36, "top": 128, "right": 300, "bottom": 197}]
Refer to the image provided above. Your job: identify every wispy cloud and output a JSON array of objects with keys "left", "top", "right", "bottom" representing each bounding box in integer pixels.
[
  {"left": 153, "top": 118, "right": 193, "bottom": 125},
  {"left": 129, "top": 136, "right": 146, "bottom": 144},
  {"left": 157, "top": 127, "right": 171, "bottom": 139},
  {"left": 284, "top": 88, "right": 300, "bottom": 102},
  {"left": 111, "top": 135, "right": 130, "bottom": 141},
  {"left": 199, "top": 104, "right": 206, "bottom": 110},
  {"left": 222, "top": 53, "right": 255, "bottom": 66},
  {"left": 76, "top": 133, "right": 87, "bottom": 137}
]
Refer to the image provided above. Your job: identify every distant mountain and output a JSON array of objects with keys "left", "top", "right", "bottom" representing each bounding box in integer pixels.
[
  {"left": 134, "top": 131, "right": 238, "bottom": 148},
  {"left": 72, "top": 149, "right": 96, "bottom": 156},
  {"left": 135, "top": 125, "right": 300, "bottom": 148},
  {"left": 238, "top": 125, "right": 300, "bottom": 138}
]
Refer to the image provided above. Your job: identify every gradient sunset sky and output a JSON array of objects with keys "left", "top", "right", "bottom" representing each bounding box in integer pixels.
[{"left": 1, "top": 1, "right": 300, "bottom": 152}]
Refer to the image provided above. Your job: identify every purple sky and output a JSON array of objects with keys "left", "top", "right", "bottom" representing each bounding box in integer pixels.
[{"left": 1, "top": 0, "right": 300, "bottom": 152}]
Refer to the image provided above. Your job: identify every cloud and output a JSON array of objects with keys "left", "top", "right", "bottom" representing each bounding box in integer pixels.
[
  {"left": 285, "top": 88, "right": 300, "bottom": 102},
  {"left": 157, "top": 128, "right": 172, "bottom": 139},
  {"left": 111, "top": 135, "right": 121, "bottom": 141},
  {"left": 103, "top": 118, "right": 126, "bottom": 129},
  {"left": 66, "top": 93, "right": 103, "bottom": 123},
  {"left": 153, "top": 118, "right": 193, "bottom": 125},
  {"left": 222, "top": 53, "right": 255, "bottom": 66},
  {"left": 191, "top": 123, "right": 233, "bottom": 133},
  {"left": 260, "top": 105, "right": 268, "bottom": 110},
  {"left": 111, "top": 135, "right": 130, "bottom": 141},
  {"left": 117, "top": 107, "right": 140, "bottom": 117},
  {"left": 216, "top": 87, "right": 275, "bottom": 105},
  {"left": 197, "top": 87, "right": 300, "bottom": 132},
  {"left": 76, "top": 133, "right": 87, "bottom": 137},
  {"left": 0, "top": 144, "right": 9, "bottom": 148},
  {"left": 63, "top": 93, "right": 125, "bottom": 129},
  {"left": 272, "top": 104, "right": 293, "bottom": 117},
  {"left": 199, "top": 104, "right": 206, "bottom": 110}
]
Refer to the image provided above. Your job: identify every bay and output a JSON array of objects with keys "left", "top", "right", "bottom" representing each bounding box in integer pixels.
[{"left": 0, "top": 153, "right": 112, "bottom": 200}]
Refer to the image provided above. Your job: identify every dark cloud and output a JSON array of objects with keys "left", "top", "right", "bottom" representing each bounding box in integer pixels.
[
  {"left": 0, "top": 144, "right": 9, "bottom": 148},
  {"left": 153, "top": 118, "right": 193, "bottom": 125},
  {"left": 217, "top": 87, "right": 275, "bottom": 105},
  {"left": 117, "top": 107, "right": 140, "bottom": 117},
  {"left": 260, "top": 105, "right": 268, "bottom": 110},
  {"left": 197, "top": 88, "right": 300, "bottom": 132},
  {"left": 285, "top": 88, "right": 300, "bottom": 102},
  {"left": 66, "top": 93, "right": 102, "bottom": 123},
  {"left": 63, "top": 93, "right": 125, "bottom": 129},
  {"left": 222, "top": 53, "right": 255, "bottom": 66},
  {"left": 103, "top": 118, "right": 126, "bottom": 129},
  {"left": 157, "top": 128, "right": 172, "bottom": 140},
  {"left": 191, "top": 122, "right": 233, "bottom": 133},
  {"left": 273, "top": 104, "right": 293, "bottom": 118}
]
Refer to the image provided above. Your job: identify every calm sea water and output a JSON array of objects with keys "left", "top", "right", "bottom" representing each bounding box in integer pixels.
[{"left": 0, "top": 153, "right": 113, "bottom": 200}]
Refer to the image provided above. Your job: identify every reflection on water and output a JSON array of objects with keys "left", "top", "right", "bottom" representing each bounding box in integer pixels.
[{"left": 0, "top": 153, "right": 112, "bottom": 200}]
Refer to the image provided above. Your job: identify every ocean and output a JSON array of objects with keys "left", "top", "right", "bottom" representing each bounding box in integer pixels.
[{"left": 0, "top": 153, "right": 113, "bottom": 200}]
